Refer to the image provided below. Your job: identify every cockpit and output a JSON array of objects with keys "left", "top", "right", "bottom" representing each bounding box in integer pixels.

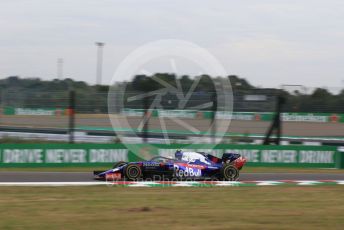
[
  {"left": 150, "top": 156, "right": 175, "bottom": 163},
  {"left": 151, "top": 151, "right": 214, "bottom": 165},
  {"left": 175, "top": 150, "right": 212, "bottom": 165}
]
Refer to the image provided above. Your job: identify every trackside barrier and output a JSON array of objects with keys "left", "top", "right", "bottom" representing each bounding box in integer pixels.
[{"left": 0, "top": 144, "right": 341, "bottom": 169}]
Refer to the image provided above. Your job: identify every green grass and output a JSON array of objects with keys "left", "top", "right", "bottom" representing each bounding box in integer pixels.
[
  {"left": 0, "top": 166, "right": 343, "bottom": 174},
  {"left": 0, "top": 186, "right": 343, "bottom": 230}
]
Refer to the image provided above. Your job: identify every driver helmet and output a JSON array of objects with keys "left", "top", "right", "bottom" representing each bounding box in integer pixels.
[{"left": 175, "top": 149, "right": 183, "bottom": 160}]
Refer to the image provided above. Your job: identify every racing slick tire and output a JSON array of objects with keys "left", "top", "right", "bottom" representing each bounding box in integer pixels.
[
  {"left": 221, "top": 164, "right": 239, "bottom": 181},
  {"left": 113, "top": 161, "right": 127, "bottom": 169},
  {"left": 124, "top": 164, "right": 142, "bottom": 180}
]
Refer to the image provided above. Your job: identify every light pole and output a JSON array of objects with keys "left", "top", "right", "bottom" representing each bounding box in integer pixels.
[
  {"left": 95, "top": 42, "right": 105, "bottom": 85},
  {"left": 57, "top": 58, "right": 63, "bottom": 80}
]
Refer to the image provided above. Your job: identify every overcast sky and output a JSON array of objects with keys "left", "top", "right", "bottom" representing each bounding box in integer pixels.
[{"left": 1, "top": 0, "right": 343, "bottom": 90}]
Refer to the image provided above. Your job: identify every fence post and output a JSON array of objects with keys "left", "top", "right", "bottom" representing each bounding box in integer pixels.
[
  {"left": 211, "top": 92, "right": 217, "bottom": 144},
  {"left": 263, "top": 95, "right": 285, "bottom": 145},
  {"left": 143, "top": 96, "right": 149, "bottom": 143},
  {"left": 68, "top": 90, "right": 75, "bottom": 144},
  {"left": 336, "top": 147, "right": 344, "bottom": 169}
]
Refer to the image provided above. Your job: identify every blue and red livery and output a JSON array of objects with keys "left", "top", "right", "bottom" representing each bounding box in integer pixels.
[{"left": 94, "top": 151, "right": 246, "bottom": 181}]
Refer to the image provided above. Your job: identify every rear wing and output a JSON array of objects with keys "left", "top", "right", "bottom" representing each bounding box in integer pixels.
[{"left": 222, "top": 153, "right": 241, "bottom": 163}]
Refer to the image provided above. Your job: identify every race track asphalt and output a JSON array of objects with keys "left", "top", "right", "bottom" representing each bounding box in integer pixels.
[
  {"left": 0, "top": 172, "right": 343, "bottom": 182},
  {"left": 2, "top": 115, "right": 344, "bottom": 137}
]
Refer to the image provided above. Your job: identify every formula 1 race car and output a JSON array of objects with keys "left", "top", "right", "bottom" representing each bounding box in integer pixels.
[{"left": 94, "top": 150, "right": 247, "bottom": 181}]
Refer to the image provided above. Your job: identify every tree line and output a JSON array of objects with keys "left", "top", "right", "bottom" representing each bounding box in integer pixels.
[{"left": 0, "top": 75, "right": 343, "bottom": 113}]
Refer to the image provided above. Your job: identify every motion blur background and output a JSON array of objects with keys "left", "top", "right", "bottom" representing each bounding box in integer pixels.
[
  {"left": 0, "top": 75, "right": 343, "bottom": 146},
  {"left": 0, "top": 0, "right": 343, "bottom": 167},
  {"left": 1, "top": 0, "right": 343, "bottom": 146}
]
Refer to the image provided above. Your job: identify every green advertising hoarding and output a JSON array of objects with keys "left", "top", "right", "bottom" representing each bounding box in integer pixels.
[
  {"left": 0, "top": 143, "right": 135, "bottom": 167},
  {"left": 0, "top": 144, "right": 340, "bottom": 168},
  {"left": 2, "top": 107, "right": 64, "bottom": 116},
  {"left": 281, "top": 113, "right": 343, "bottom": 123}
]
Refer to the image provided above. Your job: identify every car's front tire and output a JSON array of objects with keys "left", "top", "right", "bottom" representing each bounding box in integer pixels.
[
  {"left": 221, "top": 164, "right": 239, "bottom": 181},
  {"left": 124, "top": 164, "right": 142, "bottom": 180}
]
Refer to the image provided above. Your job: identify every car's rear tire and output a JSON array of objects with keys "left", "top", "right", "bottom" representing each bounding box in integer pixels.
[
  {"left": 113, "top": 161, "right": 127, "bottom": 169},
  {"left": 221, "top": 164, "right": 239, "bottom": 181},
  {"left": 124, "top": 164, "right": 142, "bottom": 180}
]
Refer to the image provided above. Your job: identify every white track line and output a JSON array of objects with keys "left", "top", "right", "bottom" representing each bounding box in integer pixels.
[
  {"left": 0, "top": 182, "right": 108, "bottom": 186},
  {"left": 0, "top": 181, "right": 342, "bottom": 187}
]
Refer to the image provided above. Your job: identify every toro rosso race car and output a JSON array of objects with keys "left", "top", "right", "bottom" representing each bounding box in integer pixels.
[{"left": 94, "top": 150, "right": 246, "bottom": 181}]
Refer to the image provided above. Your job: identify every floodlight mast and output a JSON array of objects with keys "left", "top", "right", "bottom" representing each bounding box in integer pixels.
[
  {"left": 57, "top": 58, "right": 63, "bottom": 80},
  {"left": 95, "top": 42, "right": 105, "bottom": 85}
]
